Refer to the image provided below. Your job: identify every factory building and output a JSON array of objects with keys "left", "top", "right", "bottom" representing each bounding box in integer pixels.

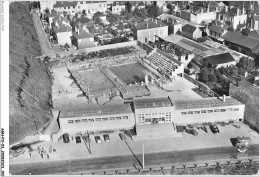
[
  {"left": 58, "top": 96, "right": 245, "bottom": 135},
  {"left": 59, "top": 104, "right": 135, "bottom": 134}
]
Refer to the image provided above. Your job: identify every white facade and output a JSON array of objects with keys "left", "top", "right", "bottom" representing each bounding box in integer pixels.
[
  {"left": 40, "top": 0, "right": 56, "bottom": 12},
  {"left": 215, "top": 61, "right": 237, "bottom": 69},
  {"left": 174, "top": 105, "right": 245, "bottom": 125},
  {"left": 137, "top": 26, "right": 168, "bottom": 43},
  {"left": 59, "top": 112, "right": 135, "bottom": 133},
  {"left": 53, "top": 1, "right": 107, "bottom": 16},
  {"left": 112, "top": 3, "right": 125, "bottom": 14},
  {"left": 233, "top": 14, "right": 247, "bottom": 30}
]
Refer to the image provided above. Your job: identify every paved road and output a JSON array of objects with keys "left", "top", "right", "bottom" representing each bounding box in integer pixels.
[{"left": 10, "top": 144, "right": 259, "bottom": 175}]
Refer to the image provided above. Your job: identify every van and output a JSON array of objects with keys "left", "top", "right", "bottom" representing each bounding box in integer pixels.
[{"left": 236, "top": 136, "right": 251, "bottom": 147}]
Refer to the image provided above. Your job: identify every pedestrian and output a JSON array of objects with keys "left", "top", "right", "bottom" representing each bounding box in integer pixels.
[
  {"left": 29, "top": 171, "right": 32, "bottom": 175},
  {"left": 53, "top": 148, "right": 56, "bottom": 152},
  {"left": 29, "top": 152, "right": 31, "bottom": 157},
  {"left": 47, "top": 154, "right": 49, "bottom": 159},
  {"left": 41, "top": 153, "right": 43, "bottom": 158}
]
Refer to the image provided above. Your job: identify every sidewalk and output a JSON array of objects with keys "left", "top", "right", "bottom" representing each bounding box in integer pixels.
[{"left": 9, "top": 123, "right": 259, "bottom": 165}]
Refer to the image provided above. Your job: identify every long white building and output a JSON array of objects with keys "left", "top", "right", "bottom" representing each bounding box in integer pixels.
[{"left": 59, "top": 95, "right": 245, "bottom": 134}]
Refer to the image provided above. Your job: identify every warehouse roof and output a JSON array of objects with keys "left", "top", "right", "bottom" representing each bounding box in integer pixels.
[
  {"left": 221, "top": 31, "right": 259, "bottom": 49},
  {"left": 133, "top": 97, "right": 173, "bottom": 109},
  {"left": 205, "top": 52, "right": 235, "bottom": 65},
  {"left": 59, "top": 104, "right": 133, "bottom": 119},
  {"left": 209, "top": 25, "right": 224, "bottom": 34},
  {"left": 174, "top": 96, "right": 243, "bottom": 110}
]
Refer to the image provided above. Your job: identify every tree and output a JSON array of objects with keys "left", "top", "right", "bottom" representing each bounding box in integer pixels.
[
  {"left": 82, "top": 9, "right": 86, "bottom": 15},
  {"left": 208, "top": 72, "right": 217, "bottom": 83},
  {"left": 166, "top": 3, "right": 174, "bottom": 14},
  {"left": 125, "top": 1, "right": 132, "bottom": 13},
  {"left": 200, "top": 68, "right": 209, "bottom": 83},
  {"left": 44, "top": 8, "right": 50, "bottom": 14},
  {"left": 147, "top": 5, "right": 160, "bottom": 18}
]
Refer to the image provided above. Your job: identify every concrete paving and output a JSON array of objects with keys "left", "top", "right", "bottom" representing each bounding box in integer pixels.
[{"left": 10, "top": 122, "right": 259, "bottom": 165}]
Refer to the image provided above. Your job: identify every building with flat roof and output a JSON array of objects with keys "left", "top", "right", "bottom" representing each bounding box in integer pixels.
[
  {"left": 59, "top": 104, "right": 135, "bottom": 133},
  {"left": 58, "top": 94, "right": 245, "bottom": 135}
]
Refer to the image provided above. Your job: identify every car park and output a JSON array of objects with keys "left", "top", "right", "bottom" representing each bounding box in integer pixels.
[
  {"left": 209, "top": 124, "right": 220, "bottom": 133},
  {"left": 75, "top": 136, "right": 81, "bottom": 143},
  {"left": 63, "top": 133, "right": 70, "bottom": 143},
  {"left": 119, "top": 133, "right": 126, "bottom": 141},
  {"left": 103, "top": 134, "right": 110, "bottom": 142},
  {"left": 95, "top": 136, "right": 102, "bottom": 143},
  {"left": 185, "top": 128, "right": 198, "bottom": 136}
]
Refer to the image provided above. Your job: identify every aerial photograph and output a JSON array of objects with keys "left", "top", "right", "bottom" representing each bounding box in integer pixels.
[{"left": 9, "top": 1, "right": 259, "bottom": 175}]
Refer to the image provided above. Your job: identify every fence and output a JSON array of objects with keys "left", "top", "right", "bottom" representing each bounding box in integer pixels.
[
  {"left": 183, "top": 73, "right": 220, "bottom": 97},
  {"left": 40, "top": 41, "right": 138, "bottom": 60}
]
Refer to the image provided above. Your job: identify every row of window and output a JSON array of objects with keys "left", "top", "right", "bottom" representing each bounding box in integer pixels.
[
  {"left": 138, "top": 112, "right": 171, "bottom": 116},
  {"left": 68, "top": 116, "right": 128, "bottom": 123},
  {"left": 181, "top": 108, "right": 239, "bottom": 115}
]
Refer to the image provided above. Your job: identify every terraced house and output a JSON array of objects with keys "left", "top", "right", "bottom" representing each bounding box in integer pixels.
[{"left": 53, "top": 1, "right": 107, "bottom": 17}]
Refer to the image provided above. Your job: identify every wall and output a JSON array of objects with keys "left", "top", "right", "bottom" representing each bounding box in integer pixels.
[
  {"left": 215, "top": 61, "right": 237, "bottom": 68},
  {"left": 57, "top": 31, "right": 72, "bottom": 45},
  {"left": 193, "top": 28, "right": 203, "bottom": 40},
  {"left": 78, "top": 37, "right": 95, "bottom": 49},
  {"left": 112, "top": 5, "right": 125, "bottom": 13},
  {"left": 230, "top": 83, "right": 259, "bottom": 131},
  {"left": 173, "top": 24, "right": 182, "bottom": 34},
  {"left": 233, "top": 15, "right": 247, "bottom": 30},
  {"left": 174, "top": 105, "right": 245, "bottom": 125},
  {"left": 137, "top": 26, "right": 168, "bottom": 43},
  {"left": 59, "top": 112, "right": 135, "bottom": 133}
]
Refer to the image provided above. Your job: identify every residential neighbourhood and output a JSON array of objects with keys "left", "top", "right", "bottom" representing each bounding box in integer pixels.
[{"left": 7, "top": 1, "right": 259, "bottom": 176}]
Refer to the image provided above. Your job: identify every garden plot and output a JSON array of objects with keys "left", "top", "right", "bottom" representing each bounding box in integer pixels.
[{"left": 109, "top": 62, "right": 149, "bottom": 84}]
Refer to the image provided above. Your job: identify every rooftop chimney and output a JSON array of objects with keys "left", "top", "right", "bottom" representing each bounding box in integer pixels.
[
  {"left": 223, "top": 94, "right": 226, "bottom": 102},
  {"left": 237, "top": 8, "right": 239, "bottom": 16},
  {"left": 147, "top": 22, "right": 148, "bottom": 29},
  {"left": 225, "top": 6, "right": 228, "bottom": 12}
]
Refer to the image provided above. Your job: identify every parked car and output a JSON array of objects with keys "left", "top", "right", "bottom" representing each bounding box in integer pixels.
[
  {"left": 176, "top": 125, "right": 186, "bottom": 132},
  {"left": 63, "top": 133, "right": 70, "bottom": 143},
  {"left": 95, "top": 136, "right": 102, "bottom": 143},
  {"left": 185, "top": 128, "right": 198, "bottom": 136},
  {"left": 119, "top": 133, "right": 126, "bottom": 141},
  {"left": 232, "top": 123, "right": 241, "bottom": 128},
  {"left": 75, "top": 136, "right": 81, "bottom": 143},
  {"left": 82, "top": 136, "right": 91, "bottom": 142},
  {"left": 201, "top": 126, "right": 208, "bottom": 133},
  {"left": 209, "top": 124, "right": 220, "bottom": 133},
  {"left": 103, "top": 134, "right": 110, "bottom": 142}
]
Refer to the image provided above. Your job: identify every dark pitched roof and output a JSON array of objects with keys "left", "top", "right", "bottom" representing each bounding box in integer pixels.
[
  {"left": 49, "top": 9, "right": 58, "bottom": 17},
  {"left": 208, "top": 1, "right": 219, "bottom": 8},
  {"left": 133, "top": 97, "right": 173, "bottom": 109},
  {"left": 136, "top": 20, "right": 167, "bottom": 30},
  {"left": 205, "top": 52, "right": 235, "bottom": 65},
  {"left": 59, "top": 104, "right": 133, "bottom": 119},
  {"left": 196, "top": 36, "right": 211, "bottom": 43},
  {"left": 209, "top": 25, "right": 224, "bottom": 34},
  {"left": 129, "top": 1, "right": 145, "bottom": 6},
  {"left": 221, "top": 31, "right": 259, "bottom": 49},
  {"left": 54, "top": 22, "right": 72, "bottom": 33},
  {"left": 72, "top": 28, "right": 95, "bottom": 39},
  {"left": 53, "top": 1, "right": 77, "bottom": 8},
  {"left": 180, "top": 10, "right": 191, "bottom": 21},
  {"left": 182, "top": 24, "right": 197, "bottom": 34}
]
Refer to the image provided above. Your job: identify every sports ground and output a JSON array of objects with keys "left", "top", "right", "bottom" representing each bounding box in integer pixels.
[{"left": 109, "top": 62, "right": 149, "bottom": 84}]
